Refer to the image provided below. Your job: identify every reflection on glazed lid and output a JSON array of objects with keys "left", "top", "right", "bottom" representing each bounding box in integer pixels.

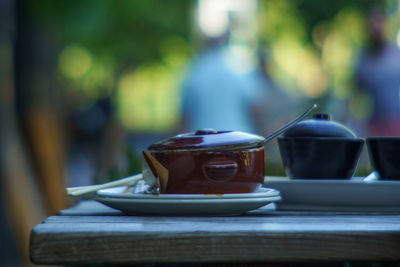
[
  {"left": 282, "top": 113, "right": 358, "bottom": 138},
  {"left": 148, "top": 129, "right": 264, "bottom": 151}
]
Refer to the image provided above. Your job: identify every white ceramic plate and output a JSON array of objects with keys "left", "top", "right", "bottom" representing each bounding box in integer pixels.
[
  {"left": 95, "top": 187, "right": 281, "bottom": 216},
  {"left": 266, "top": 177, "right": 400, "bottom": 211},
  {"left": 97, "top": 186, "right": 280, "bottom": 199}
]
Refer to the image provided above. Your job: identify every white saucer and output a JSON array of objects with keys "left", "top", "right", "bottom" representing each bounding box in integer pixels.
[
  {"left": 95, "top": 187, "right": 281, "bottom": 216},
  {"left": 266, "top": 177, "right": 400, "bottom": 211},
  {"left": 97, "top": 186, "right": 280, "bottom": 199}
]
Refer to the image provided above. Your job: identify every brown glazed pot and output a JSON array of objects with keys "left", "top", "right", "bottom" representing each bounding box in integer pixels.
[{"left": 148, "top": 129, "right": 266, "bottom": 194}]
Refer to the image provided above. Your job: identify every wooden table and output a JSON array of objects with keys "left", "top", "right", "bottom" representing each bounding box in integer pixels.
[{"left": 30, "top": 200, "right": 400, "bottom": 265}]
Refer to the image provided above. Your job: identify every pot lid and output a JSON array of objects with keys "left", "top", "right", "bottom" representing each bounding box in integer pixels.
[
  {"left": 148, "top": 129, "right": 264, "bottom": 151},
  {"left": 282, "top": 113, "right": 357, "bottom": 138}
]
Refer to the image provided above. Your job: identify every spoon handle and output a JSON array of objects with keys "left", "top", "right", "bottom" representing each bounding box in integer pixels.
[{"left": 263, "top": 103, "right": 318, "bottom": 144}]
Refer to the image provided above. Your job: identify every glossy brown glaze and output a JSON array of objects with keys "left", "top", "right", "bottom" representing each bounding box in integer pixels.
[
  {"left": 150, "top": 146, "right": 265, "bottom": 194},
  {"left": 148, "top": 130, "right": 264, "bottom": 151}
]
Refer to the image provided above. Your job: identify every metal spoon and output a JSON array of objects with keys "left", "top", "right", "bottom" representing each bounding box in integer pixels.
[{"left": 262, "top": 103, "right": 318, "bottom": 144}]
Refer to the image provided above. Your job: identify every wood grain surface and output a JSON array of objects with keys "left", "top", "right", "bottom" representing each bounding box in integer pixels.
[{"left": 30, "top": 201, "right": 400, "bottom": 265}]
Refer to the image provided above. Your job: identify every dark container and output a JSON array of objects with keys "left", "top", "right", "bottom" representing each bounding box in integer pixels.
[
  {"left": 366, "top": 137, "right": 400, "bottom": 180},
  {"left": 148, "top": 129, "right": 266, "bottom": 194},
  {"left": 278, "top": 114, "right": 364, "bottom": 179}
]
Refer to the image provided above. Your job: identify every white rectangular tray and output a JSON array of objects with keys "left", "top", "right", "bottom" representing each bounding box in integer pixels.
[{"left": 265, "top": 176, "right": 400, "bottom": 211}]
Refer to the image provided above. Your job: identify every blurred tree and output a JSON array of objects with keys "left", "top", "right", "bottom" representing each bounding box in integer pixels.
[
  {"left": 14, "top": 0, "right": 196, "bottom": 188},
  {"left": 31, "top": 0, "right": 193, "bottom": 70}
]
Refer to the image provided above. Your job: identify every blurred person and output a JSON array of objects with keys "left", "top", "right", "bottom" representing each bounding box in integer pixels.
[
  {"left": 356, "top": 7, "right": 400, "bottom": 136},
  {"left": 181, "top": 39, "right": 267, "bottom": 134}
]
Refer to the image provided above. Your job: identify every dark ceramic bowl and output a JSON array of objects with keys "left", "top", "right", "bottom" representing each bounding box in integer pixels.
[
  {"left": 278, "top": 137, "right": 364, "bottom": 179},
  {"left": 366, "top": 137, "right": 400, "bottom": 180},
  {"left": 278, "top": 113, "right": 364, "bottom": 179}
]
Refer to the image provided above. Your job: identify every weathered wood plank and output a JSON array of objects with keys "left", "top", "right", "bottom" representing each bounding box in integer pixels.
[
  {"left": 30, "top": 201, "right": 400, "bottom": 264},
  {"left": 43, "top": 214, "right": 400, "bottom": 229},
  {"left": 30, "top": 227, "right": 400, "bottom": 264},
  {"left": 58, "top": 200, "right": 400, "bottom": 217},
  {"left": 30, "top": 211, "right": 400, "bottom": 264}
]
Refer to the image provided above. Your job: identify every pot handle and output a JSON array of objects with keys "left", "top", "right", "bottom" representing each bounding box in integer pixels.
[{"left": 203, "top": 160, "right": 238, "bottom": 181}]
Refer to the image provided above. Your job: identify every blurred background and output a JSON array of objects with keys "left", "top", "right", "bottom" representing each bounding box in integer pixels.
[{"left": 1, "top": 0, "right": 400, "bottom": 265}]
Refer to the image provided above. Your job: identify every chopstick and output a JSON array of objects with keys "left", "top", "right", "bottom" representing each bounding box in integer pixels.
[{"left": 66, "top": 173, "right": 143, "bottom": 196}]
